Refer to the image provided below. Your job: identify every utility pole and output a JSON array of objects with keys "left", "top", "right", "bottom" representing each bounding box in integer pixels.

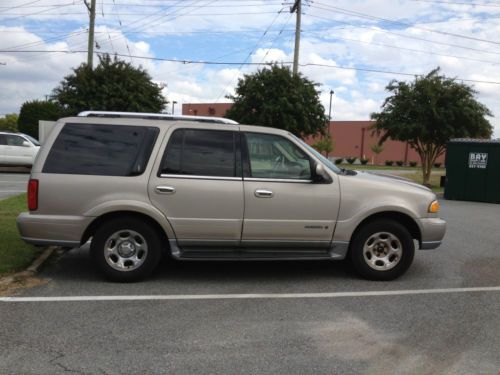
[
  {"left": 328, "top": 90, "right": 334, "bottom": 134},
  {"left": 84, "top": 0, "right": 96, "bottom": 69},
  {"left": 290, "top": 0, "right": 301, "bottom": 75}
]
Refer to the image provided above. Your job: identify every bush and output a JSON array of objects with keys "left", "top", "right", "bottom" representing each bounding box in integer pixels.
[
  {"left": 434, "top": 162, "right": 442, "bottom": 168},
  {"left": 396, "top": 160, "right": 404, "bottom": 166},
  {"left": 409, "top": 161, "right": 417, "bottom": 167},
  {"left": 334, "top": 158, "right": 343, "bottom": 165},
  {"left": 346, "top": 156, "right": 357, "bottom": 164},
  {"left": 0, "top": 114, "right": 18, "bottom": 132},
  {"left": 360, "top": 158, "right": 369, "bottom": 165},
  {"left": 18, "top": 100, "right": 65, "bottom": 139},
  {"left": 385, "top": 160, "right": 394, "bottom": 166}
]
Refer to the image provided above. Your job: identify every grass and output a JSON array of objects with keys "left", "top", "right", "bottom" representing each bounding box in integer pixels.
[
  {"left": 338, "top": 164, "right": 445, "bottom": 193},
  {"left": 401, "top": 171, "right": 445, "bottom": 193},
  {"left": 0, "top": 194, "right": 41, "bottom": 276},
  {"left": 339, "top": 163, "right": 446, "bottom": 171}
]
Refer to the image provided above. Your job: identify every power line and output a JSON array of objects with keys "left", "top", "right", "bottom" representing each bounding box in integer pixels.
[
  {"left": 305, "top": 13, "right": 500, "bottom": 57},
  {"left": 110, "top": 0, "right": 132, "bottom": 63},
  {"left": 0, "top": 1, "right": 283, "bottom": 8},
  {"left": 3, "top": 49, "right": 500, "bottom": 85},
  {"left": 321, "top": 34, "right": 500, "bottom": 66},
  {"left": 2, "top": 10, "right": 281, "bottom": 16},
  {"left": 0, "top": 0, "right": 43, "bottom": 13},
  {"left": 410, "top": 0, "right": 500, "bottom": 7},
  {"left": 311, "top": 2, "right": 500, "bottom": 46},
  {"left": 214, "top": 5, "right": 288, "bottom": 102}
]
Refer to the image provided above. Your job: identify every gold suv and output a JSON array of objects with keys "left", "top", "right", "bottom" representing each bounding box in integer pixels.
[{"left": 17, "top": 111, "right": 446, "bottom": 282}]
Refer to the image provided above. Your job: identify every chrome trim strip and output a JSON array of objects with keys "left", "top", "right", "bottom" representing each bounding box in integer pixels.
[
  {"left": 420, "top": 241, "right": 441, "bottom": 250},
  {"left": 244, "top": 178, "right": 312, "bottom": 183},
  {"left": 160, "top": 174, "right": 242, "bottom": 181},
  {"left": 77, "top": 111, "right": 239, "bottom": 124},
  {"left": 240, "top": 240, "right": 330, "bottom": 248},
  {"left": 21, "top": 237, "right": 80, "bottom": 248}
]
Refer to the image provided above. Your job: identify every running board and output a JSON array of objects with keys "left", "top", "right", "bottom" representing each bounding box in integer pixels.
[{"left": 168, "top": 240, "right": 350, "bottom": 261}]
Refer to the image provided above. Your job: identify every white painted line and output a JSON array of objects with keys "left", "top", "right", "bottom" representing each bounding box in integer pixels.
[{"left": 1, "top": 286, "right": 499, "bottom": 303}]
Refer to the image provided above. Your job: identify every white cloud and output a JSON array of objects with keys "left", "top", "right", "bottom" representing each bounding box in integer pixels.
[{"left": 1, "top": 1, "right": 499, "bottom": 138}]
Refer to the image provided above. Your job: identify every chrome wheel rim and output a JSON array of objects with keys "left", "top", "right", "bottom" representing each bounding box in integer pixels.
[
  {"left": 104, "top": 230, "right": 148, "bottom": 272},
  {"left": 363, "top": 232, "right": 402, "bottom": 271}
]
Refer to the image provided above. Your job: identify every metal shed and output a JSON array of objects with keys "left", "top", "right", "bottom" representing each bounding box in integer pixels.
[{"left": 444, "top": 138, "right": 500, "bottom": 204}]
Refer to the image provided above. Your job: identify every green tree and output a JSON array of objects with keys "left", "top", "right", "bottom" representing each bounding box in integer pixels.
[
  {"left": 312, "top": 135, "right": 333, "bottom": 156},
  {"left": 371, "top": 68, "right": 492, "bottom": 185},
  {"left": 0, "top": 113, "right": 18, "bottom": 132},
  {"left": 18, "top": 100, "right": 65, "bottom": 138},
  {"left": 52, "top": 54, "right": 166, "bottom": 114},
  {"left": 225, "top": 65, "right": 327, "bottom": 137},
  {"left": 370, "top": 144, "right": 383, "bottom": 165}
]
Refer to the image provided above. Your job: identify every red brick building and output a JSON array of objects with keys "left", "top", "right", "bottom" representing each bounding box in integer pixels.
[
  {"left": 182, "top": 103, "right": 445, "bottom": 165},
  {"left": 182, "top": 103, "right": 233, "bottom": 117}
]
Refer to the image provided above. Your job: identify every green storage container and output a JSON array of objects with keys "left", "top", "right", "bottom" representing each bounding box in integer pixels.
[{"left": 445, "top": 139, "right": 500, "bottom": 204}]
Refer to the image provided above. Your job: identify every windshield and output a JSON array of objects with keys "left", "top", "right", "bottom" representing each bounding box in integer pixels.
[
  {"left": 292, "top": 135, "right": 341, "bottom": 174},
  {"left": 23, "top": 134, "right": 40, "bottom": 146}
]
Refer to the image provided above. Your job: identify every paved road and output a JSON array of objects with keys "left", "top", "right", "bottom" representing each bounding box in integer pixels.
[
  {"left": 0, "top": 171, "right": 29, "bottom": 200},
  {"left": 1, "top": 200, "right": 499, "bottom": 374}
]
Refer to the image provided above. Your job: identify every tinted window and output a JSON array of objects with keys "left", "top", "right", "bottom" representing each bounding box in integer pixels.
[
  {"left": 23, "top": 134, "right": 40, "bottom": 146},
  {"left": 43, "top": 123, "right": 159, "bottom": 176},
  {"left": 245, "top": 132, "right": 311, "bottom": 180},
  {"left": 161, "top": 129, "right": 237, "bottom": 177},
  {"left": 6, "top": 135, "right": 25, "bottom": 146}
]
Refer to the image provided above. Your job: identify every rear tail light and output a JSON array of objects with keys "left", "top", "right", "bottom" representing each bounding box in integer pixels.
[{"left": 27, "top": 179, "right": 38, "bottom": 211}]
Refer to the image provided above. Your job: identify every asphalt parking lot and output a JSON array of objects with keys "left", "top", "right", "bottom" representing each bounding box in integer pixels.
[
  {"left": 0, "top": 171, "right": 29, "bottom": 199},
  {"left": 1, "top": 199, "right": 499, "bottom": 374}
]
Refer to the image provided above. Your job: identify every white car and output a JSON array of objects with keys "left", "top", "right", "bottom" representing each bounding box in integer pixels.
[{"left": 0, "top": 132, "right": 41, "bottom": 167}]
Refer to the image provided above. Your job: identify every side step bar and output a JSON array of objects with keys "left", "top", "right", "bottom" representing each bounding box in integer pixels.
[{"left": 168, "top": 240, "right": 350, "bottom": 261}]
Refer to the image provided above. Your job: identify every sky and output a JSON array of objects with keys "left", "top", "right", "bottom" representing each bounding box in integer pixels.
[{"left": 1, "top": 0, "right": 499, "bottom": 138}]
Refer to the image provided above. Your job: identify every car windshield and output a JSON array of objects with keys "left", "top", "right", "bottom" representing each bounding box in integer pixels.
[
  {"left": 292, "top": 135, "right": 341, "bottom": 174},
  {"left": 23, "top": 134, "right": 40, "bottom": 146}
]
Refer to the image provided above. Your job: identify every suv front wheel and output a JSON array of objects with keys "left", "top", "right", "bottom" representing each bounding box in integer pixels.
[
  {"left": 350, "top": 219, "right": 415, "bottom": 281},
  {"left": 90, "top": 217, "right": 162, "bottom": 282}
]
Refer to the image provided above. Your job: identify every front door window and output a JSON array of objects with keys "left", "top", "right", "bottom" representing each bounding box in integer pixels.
[{"left": 244, "top": 132, "right": 311, "bottom": 180}]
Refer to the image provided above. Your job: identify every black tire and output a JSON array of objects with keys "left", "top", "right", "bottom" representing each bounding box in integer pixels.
[
  {"left": 349, "top": 219, "right": 415, "bottom": 281},
  {"left": 90, "top": 217, "right": 162, "bottom": 282}
]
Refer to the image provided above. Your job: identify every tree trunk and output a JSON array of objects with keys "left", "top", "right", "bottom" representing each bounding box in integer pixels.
[{"left": 420, "top": 152, "right": 433, "bottom": 187}]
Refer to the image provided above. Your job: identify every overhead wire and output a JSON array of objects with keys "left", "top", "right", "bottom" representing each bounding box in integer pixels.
[
  {"left": 310, "top": 2, "right": 500, "bottom": 46},
  {"left": 213, "top": 5, "right": 288, "bottom": 102},
  {"left": 2, "top": 49, "right": 500, "bottom": 85},
  {"left": 305, "top": 13, "right": 500, "bottom": 57},
  {"left": 0, "top": 0, "right": 44, "bottom": 13},
  {"left": 410, "top": 0, "right": 500, "bottom": 7}
]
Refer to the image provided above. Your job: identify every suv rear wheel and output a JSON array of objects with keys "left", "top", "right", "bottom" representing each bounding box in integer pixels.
[
  {"left": 90, "top": 217, "right": 162, "bottom": 282},
  {"left": 350, "top": 219, "right": 415, "bottom": 281}
]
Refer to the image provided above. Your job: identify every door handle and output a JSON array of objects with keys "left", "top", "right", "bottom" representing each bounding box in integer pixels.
[
  {"left": 155, "top": 185, "right": 176, "bottom": 194},
  {"left": 255, "top": 189, "right": 274, "bottom": 198}
]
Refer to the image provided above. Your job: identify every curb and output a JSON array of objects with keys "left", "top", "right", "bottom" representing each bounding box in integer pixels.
[{"left": 0, "top": 246, "right": 57, "bottom": 285}]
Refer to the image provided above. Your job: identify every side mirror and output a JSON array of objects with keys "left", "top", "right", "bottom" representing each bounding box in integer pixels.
[
  {"left": 313, "top": 163, "right": 332, "bottom": 183},
  {"left": 22, "top": 141, "right": 31, "bottom": 147}
]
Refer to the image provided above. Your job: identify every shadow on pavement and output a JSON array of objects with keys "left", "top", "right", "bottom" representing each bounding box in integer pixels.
[{"left": 42, "top": 247, "right": 357, "bottom": 284}]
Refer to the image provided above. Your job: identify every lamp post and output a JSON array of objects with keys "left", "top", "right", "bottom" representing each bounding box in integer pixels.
[
  {"left": 172, "top": 100, "right": 178, "bottom": 115},
  {"left": 328, "top": 89, "right": 334, "bottom": 135}
]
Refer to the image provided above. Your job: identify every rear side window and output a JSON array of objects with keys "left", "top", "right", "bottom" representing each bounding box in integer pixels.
[
  {"left": 43, "top": 123, "right": 159, "bottom": 176},
  {"left": 160, "top": 129, "right": 239, "bottom": 177}
]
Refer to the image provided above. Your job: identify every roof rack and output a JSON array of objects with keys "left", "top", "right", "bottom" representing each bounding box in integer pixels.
[{"left": 77, "top": 111, "right": 238, "bottom": 125}]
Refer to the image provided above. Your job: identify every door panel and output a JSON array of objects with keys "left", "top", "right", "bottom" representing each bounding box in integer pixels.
[
  {"left": 149, "top": 176, "right": 243, "bottom": 245},
  {"left": 242, "top": 180, "right": 339, "bottom": 244},
  {"left": 148, "top": 127, "right": 244, "bottom": 246},
  {"left": 241, "top": 132, "right": 340, "bottom": 247}
]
